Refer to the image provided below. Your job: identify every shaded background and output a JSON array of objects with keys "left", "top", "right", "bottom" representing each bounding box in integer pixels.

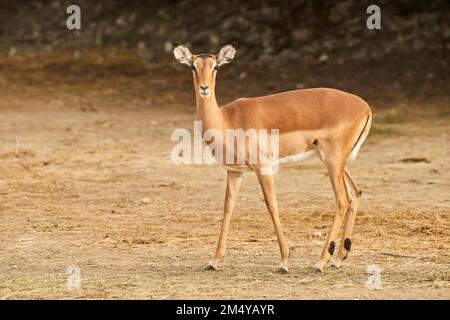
[{"left": 0, "top": 0, "right": 449, "bottom": 103}]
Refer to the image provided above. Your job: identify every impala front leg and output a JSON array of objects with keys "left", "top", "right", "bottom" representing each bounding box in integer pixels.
[
  {"left": 206, "top": 170, "right": 242, "bottom": 271},
  {"left": 256, "top": 172, "right": 290, "bottom": 273}
]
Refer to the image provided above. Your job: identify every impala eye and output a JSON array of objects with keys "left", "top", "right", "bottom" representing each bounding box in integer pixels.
[
  {"left": 213, "top": 65, "right": 219, "bottom": 71},
  {"left": 191, "top": 64, "right": 197, "bottom": 72}
]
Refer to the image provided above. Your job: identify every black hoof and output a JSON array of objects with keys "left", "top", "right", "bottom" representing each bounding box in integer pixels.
[
  {"left": 204, "top": 264, "right": 217, "bottom": 271},
  {"left": 276, "top": 267, "right": 288, "bottom": 274},
  {"left": 313, "top": 263, "right": 323, "bottom": 273}
]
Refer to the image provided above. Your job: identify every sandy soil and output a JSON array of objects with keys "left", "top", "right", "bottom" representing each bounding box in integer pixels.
[{"left": 0, "top": 52, "right": 449, "bottom": 299}]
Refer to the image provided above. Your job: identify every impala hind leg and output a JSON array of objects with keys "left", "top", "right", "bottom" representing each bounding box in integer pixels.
[
  {"left": 316, "top": 157, "right": 350, "bottom": 272},
  {"left": 333, "top": 168, "right": 362, "bottom": 268},
  {"left": 255, "top": 172, "right": 290, "bottom": 273},
  {"left": 206, "top": 170, "right": 242, "bottom": 271}
]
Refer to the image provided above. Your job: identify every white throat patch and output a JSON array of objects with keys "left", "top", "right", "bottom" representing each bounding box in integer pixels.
[{"left": 199, "top": 89, "right": 211, "bottom": 99}]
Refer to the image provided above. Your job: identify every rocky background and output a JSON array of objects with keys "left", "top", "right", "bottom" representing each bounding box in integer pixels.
[{"left": 0, "top": 0, "right": 449, "bottom": 102}]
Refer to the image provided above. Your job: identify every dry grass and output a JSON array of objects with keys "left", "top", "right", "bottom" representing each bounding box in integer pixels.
[{"left": 0, "top": 53, "right": 449, "bottom": 299}]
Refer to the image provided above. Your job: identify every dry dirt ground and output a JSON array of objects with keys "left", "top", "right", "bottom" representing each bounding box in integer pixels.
[{"left": 0, "top": 51, "right": 449, "bottom": 299}]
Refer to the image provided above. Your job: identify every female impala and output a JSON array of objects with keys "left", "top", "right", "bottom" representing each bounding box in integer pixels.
[{"left": 172, "top": 43, "right": 372, "bottom": 273}]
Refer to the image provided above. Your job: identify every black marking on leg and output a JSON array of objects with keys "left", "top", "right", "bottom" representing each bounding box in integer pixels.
[
  {"left": 343, "top": 253, "right": 348, "bottom": 260},
  {"left": 344, "top": 238, "right": 352, "bottom": 252},
  {"left": 328, "top": 241, "right": 335, "bottom": 255}
]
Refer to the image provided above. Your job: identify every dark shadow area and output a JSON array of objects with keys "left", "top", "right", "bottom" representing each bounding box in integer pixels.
[{"left": 0, "top": 0, "right": 449, "bottom": 106}]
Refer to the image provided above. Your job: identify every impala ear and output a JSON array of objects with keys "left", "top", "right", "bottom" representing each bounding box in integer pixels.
[
  {"left": 217, "top": 43, "right": 237, "bottom": 66},
  {"left": 172, "top": 43, "right": 193, "bottom": 66}
]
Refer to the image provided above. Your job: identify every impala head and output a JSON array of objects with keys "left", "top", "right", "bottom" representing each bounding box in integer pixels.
[{"left": 172, "top": 43, "right": 237, "bottom": 99}]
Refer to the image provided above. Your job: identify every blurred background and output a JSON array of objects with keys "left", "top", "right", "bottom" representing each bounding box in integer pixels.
[
  {"left": 1, "top": 0, "right": 449, "bottom": 103},
  {"left": 0, "top": 1, "right": 449, "bottom": 299}
]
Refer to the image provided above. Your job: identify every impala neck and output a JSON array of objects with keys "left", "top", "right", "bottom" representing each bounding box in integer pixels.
[{"left": 195, "top": 91, "right": 224, "bottom": 132}]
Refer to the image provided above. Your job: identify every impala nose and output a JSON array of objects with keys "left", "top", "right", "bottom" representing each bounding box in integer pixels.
[{"left": 200, "top": 85, "right": 209, "bottom": 91}]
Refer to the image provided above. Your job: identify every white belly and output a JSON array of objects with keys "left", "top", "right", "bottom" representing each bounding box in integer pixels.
[
  {"left": 276, "top": 150, "right": 316, "bottom": 165},
  {"left": 221, "top": 150, "right": 317, "bottom": 172}
]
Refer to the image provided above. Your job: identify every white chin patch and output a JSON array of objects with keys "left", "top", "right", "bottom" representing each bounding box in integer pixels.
[{"left": 199, "top": 90, "right": 211, "bottom": 99}]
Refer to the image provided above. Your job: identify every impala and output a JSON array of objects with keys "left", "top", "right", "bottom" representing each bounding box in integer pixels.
[{"left": 172, "top": 43, "right": 372, "bottom": 273}]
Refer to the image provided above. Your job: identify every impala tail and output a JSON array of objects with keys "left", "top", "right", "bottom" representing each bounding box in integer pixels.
[{"left": 348, "top": 112, "right": 372, "bottom": 163}]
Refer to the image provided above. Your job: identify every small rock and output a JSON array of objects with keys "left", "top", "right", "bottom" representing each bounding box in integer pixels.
[
  {"left": 318, "top": 54, "right": 329, "bottom": 63},
  {"left": 139, "top": 198, "right": 151, "bottom": 204},
  {"left": 238, "top": 72, "right": 247, "bottom": 80},
  {"left": 8, "top": 46, "right": 17, "bottom": 58},
  {"left": 137, "top": 41, "right": 146, "bottom": 50},
  {"left": 312, "top": 231, "right": 322, "bottom": 237},
  {"left": 163, "top": 41, "right": 172, "bottom": 53},
  {"left": 291, "top": 29, "right": 312, "bottom": 43},
  {"left": 115, "top": 15, "right": 126, "bottom": 27},
  {"left": 209, "top": 35, "right": 220, "bottom": 46}
]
